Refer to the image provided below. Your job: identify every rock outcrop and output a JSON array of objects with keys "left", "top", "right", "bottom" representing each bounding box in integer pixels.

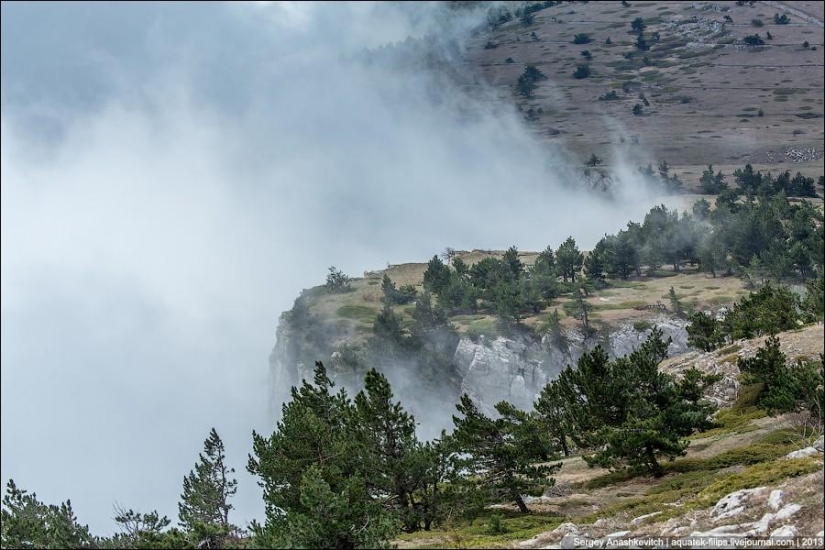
[
  {"left": 269, "top": 309, "right": 691, "bottom": 417},
  {"left": 452, "top": 314, "right": 689, "bottom": 415}
]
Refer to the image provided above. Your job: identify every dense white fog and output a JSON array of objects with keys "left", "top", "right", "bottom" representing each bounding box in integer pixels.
[{"left": 2, "top": 1, "right": 666, "bottom": 534}]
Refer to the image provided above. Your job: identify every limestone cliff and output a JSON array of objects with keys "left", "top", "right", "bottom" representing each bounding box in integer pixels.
[{"left": 269, "top": 311, "right": 690, "bottom": 418}]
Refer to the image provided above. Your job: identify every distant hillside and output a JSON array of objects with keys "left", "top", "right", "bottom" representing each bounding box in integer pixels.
[{"left": 462, "top": 0, "right": 824, "bottom": 192}]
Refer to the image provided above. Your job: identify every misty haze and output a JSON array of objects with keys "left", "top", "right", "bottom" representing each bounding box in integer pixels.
[{"left": 2, "top": 1, "right": 823, "bottom": 548}]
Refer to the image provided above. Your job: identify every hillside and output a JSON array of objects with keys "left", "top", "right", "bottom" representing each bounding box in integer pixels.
[
  {"left": 393, "top": 324, "right": 823, "bottom": 548},
  {"left": 262, "top": 2, "right": 825, "bottom": 548},
  {"left": 463, "top": 0, "right": 824, "bottom": 194},
  {"left": 301, "top": 251, "right": 752, "bottom": 341}
]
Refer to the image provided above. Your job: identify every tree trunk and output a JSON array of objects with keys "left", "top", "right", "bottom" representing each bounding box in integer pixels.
[
  {"left": 514, "top": 493, "right": 529, "bottom": 514},
  {"left": 645, "top": 444, "right": 663, "bottom": 477}
]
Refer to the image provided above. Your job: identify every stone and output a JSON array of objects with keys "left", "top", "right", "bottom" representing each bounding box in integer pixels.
[
  {"left": 552, "top": 522, "right": 580, "bottom": 536},
  {"left": 559, "top": 533, "right": 583, "bottom": 549},
  {"left": 767, "top": 489, "right": 784, "bottom": 511},
  {"left": 711, "top": 487, "right": 766, "bottom": 521},
  {"left": 786, "top": 446, "right": 820, "bottom": 459},
  {"left": 774, "top": 503, "right": 802, "bottom": 521},
  {"left": 770, "top": 525, "right": 798, "bottom": 538},
  {"left": 694, "top": 524, "right": 752, "bottom": 536},
  {"left": 747, "top": 513, "right": 774, "bottom": 535},
  {"left": 631, "top": 511, "right": 662, "bottom": 525}
]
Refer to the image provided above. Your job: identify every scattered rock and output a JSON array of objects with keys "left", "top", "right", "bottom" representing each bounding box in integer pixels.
[
  {"left": 631, "top": 511, "right": 662, "bottom": 525},
  {"left": 559, "top": 533, "right": 586, "bottom": 549},
  {"left": 692, "top": 524, "right": 747, "bottom": 536},
  {"left": 711, "top": 487, "right": 766, "bottom": 521},
  {"left": 747, "top": 512, "right": 775, "bottom": 535},
  {"left": 768, "top": 489, "right": 784, "bottom": 511},
  {"left": 775, "top": 503, "right": 802, "bottom": 521},
  {"left": 770, "top": 525, "right": 798, "bottom": 537},
  {"left": 786, "top": 446, "right": 820, "bottom": 459},
  {"left": 553, "top": 523, "right": 580, "bottom": 536}
]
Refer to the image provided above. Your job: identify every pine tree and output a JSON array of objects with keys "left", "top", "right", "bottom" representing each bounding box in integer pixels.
[
  {"left": 108, "top": 506, "right": 188, "bottom": 549},
  {"left": 585, "top": 236, "right": 612, "bottom": 284},
  {"left": 534, "top": 383, "right": 573, "bottom": 456},
  {"left": 583, "top": 331, "right": 715, "bottom": 476},
  {"left": 351, "top": 369, "right": 422, "bottom": 531},
  {"left": 178, "top": 428, "right": 237, "bottom": 546},
  {"left": 248, "top": 363, "right": 403, "bottom": 548},
  {"left": 668, "top": 286, "right": 685, "bottom": 317},
  {"left": 451, "top": 396, "right": 560, "bottom": 513},
  {"left": 687, "top": 312, "right": 724, "bottom": 351},
  {"left": 1, "top": 480, "right": 95, "bottom": 549},
  {"left": 556, "top": 236, "right": 584, "bottom": 282},
  {"left": 423, "top": 255, "right": 451, "bottom": 295},
  {"left": 282, "top": 465, "right": 398, "bottom": 549}
]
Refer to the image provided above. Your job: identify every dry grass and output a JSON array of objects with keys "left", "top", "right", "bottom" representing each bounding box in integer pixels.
[{"left": 464, "top": 0, "right": 825, "bottom": 193}]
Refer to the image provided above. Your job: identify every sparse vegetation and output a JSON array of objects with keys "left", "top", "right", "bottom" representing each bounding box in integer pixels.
[
  {"left": 516, "top": 64, "right": 548, "bottom": 98},
  {"left": 572, "top": 64, "right": 592, "bottom": 79},
  {"left": 743, "top": 34, "right": 765, "bottom": 46},
  {"left": 326, "top": 265, "right": 352, "bottom": 293}
]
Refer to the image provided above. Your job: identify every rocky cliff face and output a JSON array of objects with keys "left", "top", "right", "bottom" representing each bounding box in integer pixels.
[
  {"left": 453, "top": 314, "right": 690, "bottom": 415},
  {"left": 269, "top": 313, "right": 690, "bottom": 418}
]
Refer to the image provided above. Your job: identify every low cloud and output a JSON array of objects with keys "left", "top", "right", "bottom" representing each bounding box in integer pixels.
[{"left": 2, "top": 1, "right": 664, "bottom": 534}]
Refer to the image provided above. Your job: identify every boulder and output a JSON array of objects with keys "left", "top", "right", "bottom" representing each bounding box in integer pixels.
[
  {"left": 767, "top": 489, "right": 784, "bottom": 511},
  {"left": 711, "top": 487, "right": 766, "bottom": 521}
]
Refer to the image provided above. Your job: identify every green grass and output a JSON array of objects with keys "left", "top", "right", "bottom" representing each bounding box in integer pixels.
[
  {"left": 395, "top": 510, "right": 564, "bottom": 549},
  {"left": 336, "top": 304, "right": 379, "bottom": 323},
  {"left": 578, "top": 457, "right": 820, "bottom": 525},
  {"left": 608, "top": 280, "right": 647, "bottom": 289},
  {"left": 465, "top": 317, "right": 499, "bottom": 342},
  {"left": 634, "top": 320, "right": 654, "bottom": 332},
  {"left": 691, "top": 384, "right": 767, "bottom": 439},
  {"left": 590, "top": 300, "right": 648, "bottom": 311}
]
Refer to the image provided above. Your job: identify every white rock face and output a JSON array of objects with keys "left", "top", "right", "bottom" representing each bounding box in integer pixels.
[
  {"left": 786, "top": 446, "right": 821, "bottom": 459},
  {"left": 552, "top": 522, "right": 580, "bottom": 536},
  {"left": 774, "top": 503, "right": 802, "bottom": 521},
  {"left": 770, "top": 525, "right": 798, "bottom": 538},
  {"left": 711, "top": 487, "right": 767, "bottom": 521},
  {"left": 272, "top": 308, "right": 692, "bottom": 419},
  {"left": 748, "top": 513, "right": 775, "bottom": 535},
  {"left": 608, "top": 314, "right": 690, "bottom": 358},
  {"left": 768, "top": 489, "right": 784, "bottom": 511},
  {"left": 454, "top": 315, "right": 690, "bottom": 415},
  {"left": 455, "top": 335, "right": 558, "bottom": 415}
]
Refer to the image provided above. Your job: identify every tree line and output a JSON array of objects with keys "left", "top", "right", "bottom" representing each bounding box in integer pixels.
[
  {"left": 417, "top": 190, "right": 822, "bottom": 328},
  {"left": 7, "top": 323, "right": 820, "bottom": 549},
  {"left": 5, "top": 279, "right": 824, "bottom": 549}
]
